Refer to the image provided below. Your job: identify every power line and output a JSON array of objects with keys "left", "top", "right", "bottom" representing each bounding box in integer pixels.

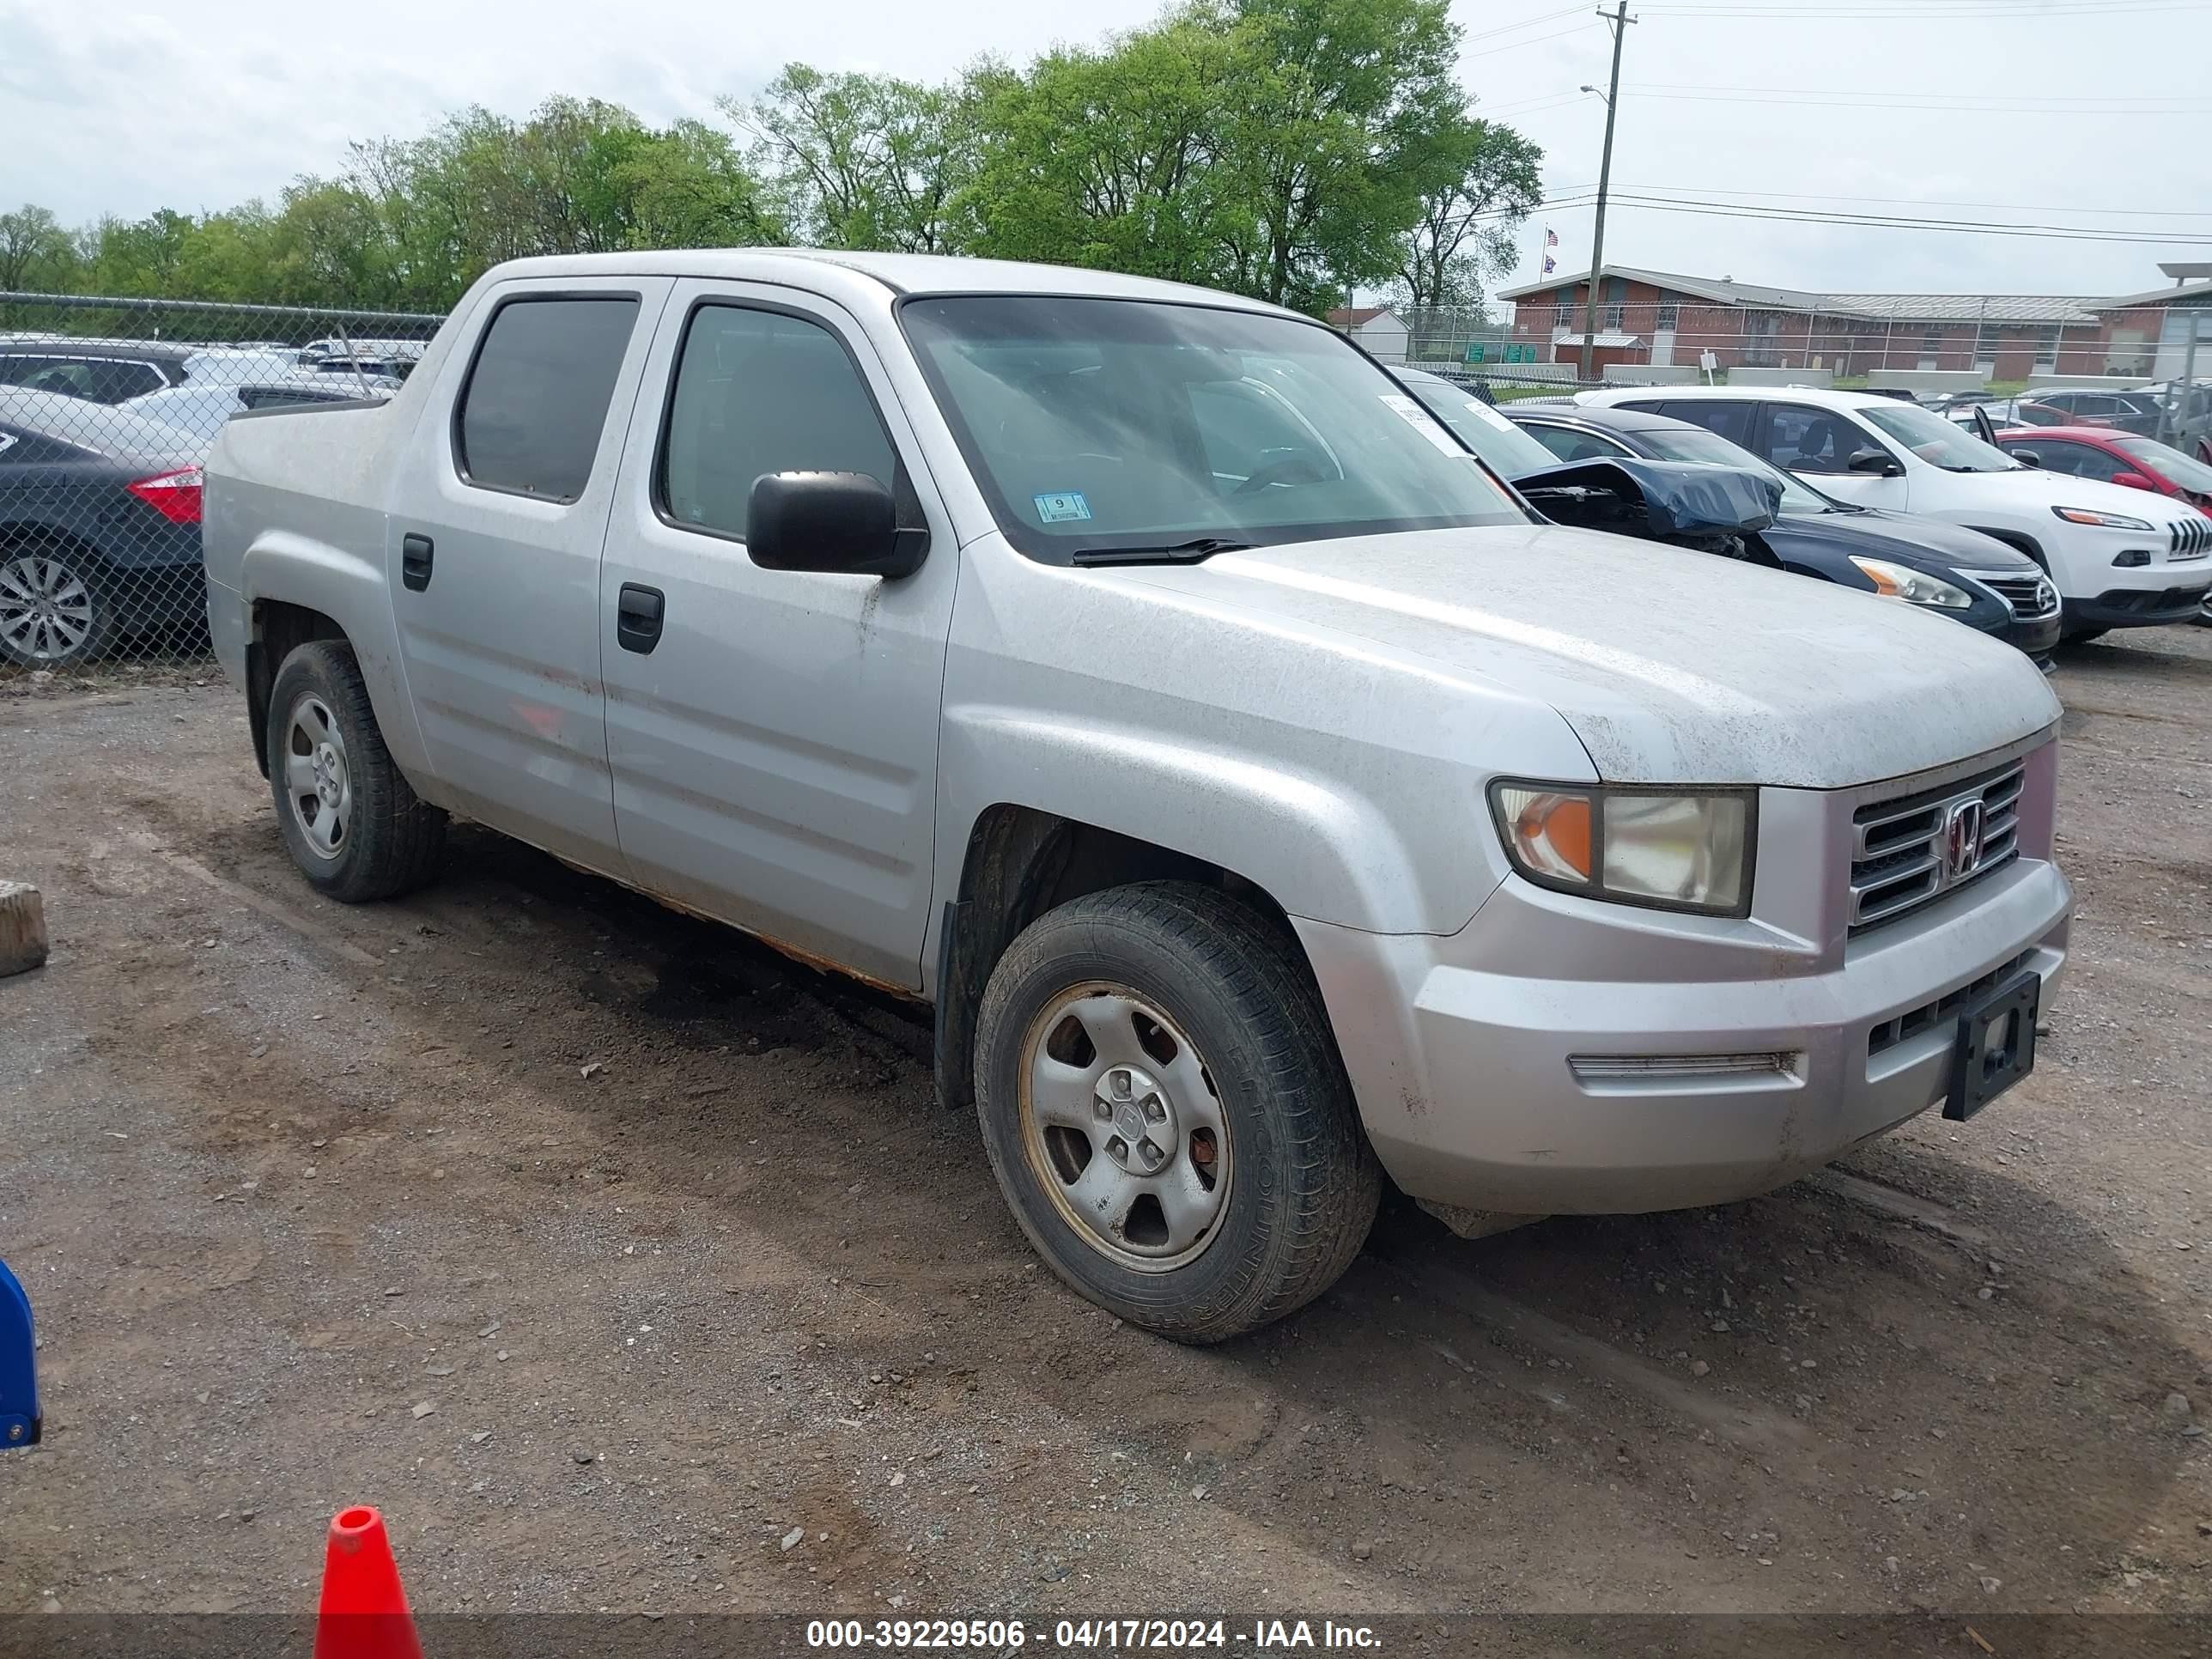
[
  {"left": 1640, "top": 0, "right": 2205, "bottom": 16},
  {"left": 1461, "top": 20, "right": 1601, "bottom": 58},
  {"left": 1620, "top": 88, "right": 2211, "bottom": 112},
  {"left": 1625, "top": 80, "right": 2212, "bottom": 107},
  {"left": 1612, "top": 183, "right": 2212, "bottom": 221},
  {"left": 1628, "top": 79, "right": 2210, "bottom": 101},
  {"left": 1600, "top": 191, "right": 2212, "bottom": 245},
  {"left": 1460, "top": 3, "right": 1592, "bottom": 43},
  {"left": 1500, "top": 189, "right": 2212, "bottom": 244},
  {"left": 1480, "top": 90, "right": 1601, "bottom": 117}
]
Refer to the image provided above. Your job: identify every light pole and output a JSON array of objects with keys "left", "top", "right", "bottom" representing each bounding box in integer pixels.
[{"left": 1577, "top": 3, "right": 1633, "bottom": 386}]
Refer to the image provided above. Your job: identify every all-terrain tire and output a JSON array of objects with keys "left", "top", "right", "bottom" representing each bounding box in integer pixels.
[
  {"left": 974, "top": 880, "right": 1379, "bottom": 1344},
  {"left": 266, "top": 640, "right": 447, "bottom": 902}
]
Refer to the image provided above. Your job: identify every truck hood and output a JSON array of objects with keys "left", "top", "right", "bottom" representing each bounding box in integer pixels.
[{"left": 1122, "top": 524, "right": 2060, "bottom": 788}]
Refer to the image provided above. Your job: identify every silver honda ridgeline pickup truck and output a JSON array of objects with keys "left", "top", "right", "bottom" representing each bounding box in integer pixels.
[{"left": 204, "top": 252, "right": 2070, "bottom": 1342}]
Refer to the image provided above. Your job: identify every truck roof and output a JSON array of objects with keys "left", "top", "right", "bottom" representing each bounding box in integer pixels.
[{"left": 479, "top": 248, "right": 1304, "bottom": 316}]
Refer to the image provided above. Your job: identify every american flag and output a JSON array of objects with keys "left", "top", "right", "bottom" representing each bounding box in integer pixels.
[{"left": 1541, "top": 226, "right": 1558, "bottom": 274}]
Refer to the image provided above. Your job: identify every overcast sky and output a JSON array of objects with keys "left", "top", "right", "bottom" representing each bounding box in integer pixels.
[{"left": 3, "top": 0, "right": 2207, "bottom": 300}]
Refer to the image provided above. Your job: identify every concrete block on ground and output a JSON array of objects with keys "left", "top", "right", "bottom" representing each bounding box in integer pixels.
[{"left": 0, "top": 882, "right": 48, "bottom": 977}]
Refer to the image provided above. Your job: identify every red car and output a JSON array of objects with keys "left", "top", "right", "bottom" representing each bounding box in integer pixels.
[{"left": 1990, "top": 423, "right": 2212, "bottom": 518}]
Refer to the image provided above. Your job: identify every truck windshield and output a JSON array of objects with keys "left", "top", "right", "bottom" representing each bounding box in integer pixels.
[{"left": 899, "top": 295, "right": 1528, "bottom": 562}]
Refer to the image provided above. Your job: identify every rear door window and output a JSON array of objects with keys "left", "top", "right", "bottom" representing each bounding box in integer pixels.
[
  {"left": 455, "top": 295, "right": 642, "bottom": 502},
  {"left": 1656, "top": 399, "right": 1755, "bottom": 447}
]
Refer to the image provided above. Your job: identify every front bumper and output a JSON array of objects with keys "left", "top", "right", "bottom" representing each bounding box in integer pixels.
[
  {"left": 1989, "top": 607, "right": 2061, "bottom": 659},
  {"left": 1297, "top": 757, "right": 2071, "bottom": 1217},
  {"left": 2067, "top": 579, "right": 2212, "bottom": 630}
]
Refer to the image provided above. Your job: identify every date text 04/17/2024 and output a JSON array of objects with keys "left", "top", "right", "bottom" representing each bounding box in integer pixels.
[{"left": 805, "top": 1618, "right": 1383, "bottom": 1650}]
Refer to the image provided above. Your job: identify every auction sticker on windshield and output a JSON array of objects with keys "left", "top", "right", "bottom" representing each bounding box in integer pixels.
[
  {"left": 1034, "top": 491, "right": 1092, "bottom": 523},
  {"left": 1379, "top": 392, "right": 1466, "bottom": 455}
]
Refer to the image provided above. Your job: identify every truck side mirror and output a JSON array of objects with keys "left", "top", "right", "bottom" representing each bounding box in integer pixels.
[
  {"left": 1846, "top": 447, "right": 1903, "bottom": 477},
  {"left": 746, "top": 471, "right": 927, "bottom": 579}
]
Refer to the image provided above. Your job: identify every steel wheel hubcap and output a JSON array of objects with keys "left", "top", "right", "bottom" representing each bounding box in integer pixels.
[
  {"left": 283, "top": 696, "right": 352, "bottom": 860},
  {"left": 0, "top": 555, "right": 94, "bottom": 661},
  {"left": 1018, "top": 984, "right": 1231, "bottom": 1272}
]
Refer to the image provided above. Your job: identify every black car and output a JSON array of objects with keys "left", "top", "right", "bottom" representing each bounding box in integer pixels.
[
  {"left": 1492, "top": 397, "right": 2062, "bottom": 663},
  {"left": 0, "top": 387, "right": 204, "bottom": 666}
]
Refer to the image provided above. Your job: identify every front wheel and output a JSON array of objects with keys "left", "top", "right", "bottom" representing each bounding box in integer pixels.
[
  {"left": 266, "top": 641, "right": 447, "bottom": 902},
  {"left": 974, "top": 882, "right": 1379, "bottom": 1343}
]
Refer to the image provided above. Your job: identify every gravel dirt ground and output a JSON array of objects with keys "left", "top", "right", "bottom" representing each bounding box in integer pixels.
[{"left": 2, "top": 629, "right": 2210, "bottom": 1624}]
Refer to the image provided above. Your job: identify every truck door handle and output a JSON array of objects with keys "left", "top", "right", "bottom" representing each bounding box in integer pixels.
[
  {"left": 616, "top": 583, "right": 665, "bottom": 654},
  {"left": 401, "top": 533, "right": 434, "bottom": 592}
]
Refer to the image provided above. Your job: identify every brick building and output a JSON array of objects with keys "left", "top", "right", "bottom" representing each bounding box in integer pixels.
[{"left": 1496, "top": 264, "right": 2212, "bottom": 381}]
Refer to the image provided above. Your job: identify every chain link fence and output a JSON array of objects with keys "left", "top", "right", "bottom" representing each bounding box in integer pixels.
[
  {"left": 0, "top": 292, "right": 442, "bottom": 680},
  {"left": 1397, "top": 296, "right": 2212, "bottom": 439},
  {"left": 9, "top": 283, "right": 2204, "bottom": 680}
]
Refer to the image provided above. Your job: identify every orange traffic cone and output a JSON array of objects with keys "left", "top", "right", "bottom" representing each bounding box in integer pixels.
[{"left": 314, "top": 1505, "right": 424, "bottom": 1659}]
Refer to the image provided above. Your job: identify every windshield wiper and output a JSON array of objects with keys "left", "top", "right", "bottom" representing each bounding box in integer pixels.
[{"left": 1070, "top": 538, "right": 1255, "bottom": 567}]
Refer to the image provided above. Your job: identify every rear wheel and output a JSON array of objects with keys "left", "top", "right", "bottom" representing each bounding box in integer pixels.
[
  {"left": 0, "top": 546, "right": 110, "bottom": 667},
  {"left": 267, "top": 641, "right": 447, "bottom": 902},
  {"left": 974, "top": 881, "right": 1379, "bottom": 1343}
]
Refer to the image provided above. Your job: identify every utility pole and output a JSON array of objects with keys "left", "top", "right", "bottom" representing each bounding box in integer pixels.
[
  {"left": 2160, "top": 313, "right": 2203, "bottom": 450},
  {"left": 1578, "top": 2, "right": 1633, "bottom": 386}
]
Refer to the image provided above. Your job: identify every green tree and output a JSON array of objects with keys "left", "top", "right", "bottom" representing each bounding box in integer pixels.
[
  {"left": 0, "top": 205, "right": 79, "bottom": 291},
  {"left": 733, "top": 65, "right": 974, "bottom": 252},
  {"left": 1392, "top": 116, "right": 1544, "bottom": 311},
  {"left": 957, "top": 22, "right": 1249, "bottom": 285},
  {"left": 1206, "top": 0, "right": 1473, "bottom": 311}
]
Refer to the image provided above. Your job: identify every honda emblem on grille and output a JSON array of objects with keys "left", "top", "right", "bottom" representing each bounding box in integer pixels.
[{"left": 1942, "top": 799, "right": 1985, "bottom": 881}]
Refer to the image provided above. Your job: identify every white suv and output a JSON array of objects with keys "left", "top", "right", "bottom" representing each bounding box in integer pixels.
[{"left": 1579, "top": 386, "right": 2212, "bottom": 640}]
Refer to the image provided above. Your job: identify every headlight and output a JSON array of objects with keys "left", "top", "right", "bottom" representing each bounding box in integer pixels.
[
  {"left": 1848, "top": 556, "right": 1974, "bottom": 609},
  {"left": 1490, "top": 781, "right": 1754, "bottom": 916},
  {"left": 2053, "top": 505, "right": 2154, "bottom": 531}
]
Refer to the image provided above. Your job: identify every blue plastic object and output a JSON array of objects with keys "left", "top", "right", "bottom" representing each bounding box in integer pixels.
[{"left": 0, "top": 1257, "right": 39, "bottom": 1448}]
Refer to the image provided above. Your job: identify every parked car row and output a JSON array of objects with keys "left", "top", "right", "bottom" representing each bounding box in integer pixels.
[
  {"left": 1393, "top": 369, "right": 2062, "bottom": 664},
  {"left": 0, "top": 337, "right": 401, "bottom": 664},
  {"left": 0, "top": 334, "right": 428, "bottom": 406},
  {"left": 1555, "top": 385, "right": 2210, "bottom": 641}
]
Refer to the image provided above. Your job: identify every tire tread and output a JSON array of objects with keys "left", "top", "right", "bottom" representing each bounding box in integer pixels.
[
  {"left": 975, "top": 880, "right": 1378, "bottom": 1344},
  {"left": 267, "top": 640, "right": 446, "bottom": 902}
]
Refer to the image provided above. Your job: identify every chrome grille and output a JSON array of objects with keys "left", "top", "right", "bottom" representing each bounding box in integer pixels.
[
  {"left": 1849, "top": 758, "right": 2027, "bottom": 933},
  {"left": 1967, "top": 570, "right": 2059, "bottom": 620},
  {"left": 2172, "top": 516, "right": 2212, "bottom": 560}
]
